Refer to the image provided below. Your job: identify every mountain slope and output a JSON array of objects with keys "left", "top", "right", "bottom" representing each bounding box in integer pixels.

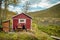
[
  {"left": 28, "top": 4, "right": 60, "bottom": 18},
  {"left": 27, "top": 4, "right": 60, "bottom": 26},
  {"left": 27, "top": 4, "right": 60, "bottom": 37}
]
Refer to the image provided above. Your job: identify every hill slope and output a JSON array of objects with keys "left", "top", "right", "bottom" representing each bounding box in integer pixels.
[
  {"left": 27, "top": 4, "right": 60, "bottom": 26},
  {"left": 27, "top": 4, "right": 60, "bottom": 37},
  {"left": 28, "top": 4, "right": 60, "bottom": 18}
]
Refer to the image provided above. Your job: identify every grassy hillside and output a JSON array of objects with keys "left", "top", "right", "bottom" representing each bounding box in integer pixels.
[
  {"left": 27, "top": 4, "right": 60, "bottom": 37},
  {"left": 28, "top": 4, "right": 60, "bottom": 18},
  {"left": 27, "top": 4, "right": 60, "bottom": 26},
  {"left": 0, "top": 4, "right": 60, "bottom": 40}
]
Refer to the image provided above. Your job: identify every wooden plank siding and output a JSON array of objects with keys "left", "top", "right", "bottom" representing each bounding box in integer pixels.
[{"left": 2, "top": 20, "right": 10, "bottom": 32}]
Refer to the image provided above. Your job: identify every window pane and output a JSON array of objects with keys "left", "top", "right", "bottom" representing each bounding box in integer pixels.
[
  {"left": 19, "top": 19, "right": 26, "bottom": 23},
  {"left": 20, "top": 20, "right": 24, "bottom": 22}
]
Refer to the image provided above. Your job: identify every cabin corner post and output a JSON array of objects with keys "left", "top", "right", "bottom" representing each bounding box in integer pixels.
[
  {"left": 31, "top": 19, "right": 32, "bottom": 30},
  {"left": 12, "top": 19, "right": 14, "bottom": 32}
]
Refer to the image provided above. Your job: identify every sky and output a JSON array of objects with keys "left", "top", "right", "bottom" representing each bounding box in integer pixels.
[{"left": 6, "top": 0, "right": 60, "bottom": 13}]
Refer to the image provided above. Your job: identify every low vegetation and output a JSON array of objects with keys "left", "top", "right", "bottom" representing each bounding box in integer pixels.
[
  {"left": 27, "top": 4, "right": 60, "bottom": 38},
  {"left": 0, "top": 3, "right": 60, "bottom": 40},
  {"left": 38, "top": 25, "right": 60, "bottom": 37},
  {"left": 0, "top": 23, "right": 54, "bottom": 40}
]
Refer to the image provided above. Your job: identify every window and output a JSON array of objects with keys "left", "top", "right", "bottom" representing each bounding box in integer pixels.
[
  {"left": 20, "top": 20, "right": 24, "bottom": 22},
  {"left": 19, "top": 19, "right": 26, "bottom": 23}
]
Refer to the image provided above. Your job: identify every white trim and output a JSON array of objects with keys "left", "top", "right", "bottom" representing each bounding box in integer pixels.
[
  {"left": 19, "top": 19, "right": 26, "bottom": 23},
  {"left": 12, "top": 13, "right": 32, "bottom": 19},
  {"left": 12, "top": 19, "right": 13, "bottom": 31},
  {"left": 31, "top": 19, "right": 32, "bottom": 30},
  {"left": 51, "top": 36, "right": 60, "bottom": 39},
  {"left": 13, "top": 18, "right": 30, "bottom": 19}
]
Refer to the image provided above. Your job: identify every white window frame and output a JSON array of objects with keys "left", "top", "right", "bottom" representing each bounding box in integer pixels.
[{"left": 19, "top": 19, "right": 26, "bottom": 23}]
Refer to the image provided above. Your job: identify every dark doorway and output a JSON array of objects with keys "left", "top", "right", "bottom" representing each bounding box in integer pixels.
[
  {"left": 22, "top": 25, "right": 26, "bottom": 29},
  {"left": 22, "top": 25, "right": 27, "bottom": 32},
  {"left": 0, "top": 28, "right": 3, "bottom": 31}
]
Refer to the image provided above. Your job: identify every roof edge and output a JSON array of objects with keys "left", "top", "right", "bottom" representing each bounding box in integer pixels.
[{"left": 12, "top": 13, "right": 32, "bottom": 19}]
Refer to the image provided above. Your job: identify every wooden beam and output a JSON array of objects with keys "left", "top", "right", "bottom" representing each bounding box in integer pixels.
[{"left": 51, "top": 36, "right": 60, "bottom": 40}]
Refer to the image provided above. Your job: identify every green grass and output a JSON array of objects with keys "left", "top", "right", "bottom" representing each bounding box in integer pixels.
[
  {"left": 0, "top": 32, "right": 38, "bottom": 40},
  {"left": 38, "top": 25, "right": 60, "bottom": 37},
  {"left": 0, "top": 24, "right": 54, "bottom": 40}
]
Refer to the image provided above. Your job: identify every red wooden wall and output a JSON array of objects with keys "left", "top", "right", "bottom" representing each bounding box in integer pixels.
[{"left": 13, "top": 13, "right": 32, "bottom": 30}]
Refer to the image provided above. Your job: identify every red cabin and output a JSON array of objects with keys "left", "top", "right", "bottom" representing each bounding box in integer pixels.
[{"left": 12, "top": 13, "right": 32, "bottom": 31}]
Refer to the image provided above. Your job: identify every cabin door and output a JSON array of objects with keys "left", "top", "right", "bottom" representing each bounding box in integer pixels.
[{"left": 22, "top": 25, "right": 26, "bottom": 29}]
